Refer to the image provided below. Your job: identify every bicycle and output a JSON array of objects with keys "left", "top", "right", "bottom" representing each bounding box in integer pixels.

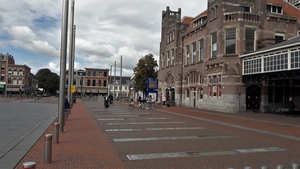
[
  {"left": 150, "top": 100, "right": 156, "bottom": 109},
  {"left": 146, "top": 101, "right": 155, "bottom": 109},
  {"left": 138, "top": 100, "right": 146, "bottom": 109},
  {"left": 128, "top": 101, "right": 135, "bottom": 109}
]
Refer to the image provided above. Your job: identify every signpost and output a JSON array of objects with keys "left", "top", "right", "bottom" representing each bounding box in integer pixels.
[{"left": 146, "top": 78, "right": 158, "bottom": 101}]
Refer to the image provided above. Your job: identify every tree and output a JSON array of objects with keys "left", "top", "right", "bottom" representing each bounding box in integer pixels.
[
  {"left": 35, "top": 68, "right": 60, "bottom": 94},
  {"left": 133, "top": 53, "right": 158, "bottom": 96}
]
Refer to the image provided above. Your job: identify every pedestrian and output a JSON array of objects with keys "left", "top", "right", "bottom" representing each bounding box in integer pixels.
[
  {"left": 146, "top": 95, "right": 151, "bottom": 109},
  {"left": 64, "top": 97, "right": 70, "bottom": 111},
  {"left": 109, "top": 94, "right": 113, "bottom": 104},
  {"left": 104, "top": 95, "right": 109, "bottom": 108},
  {"left": 287, "top": 97, "right": 296, "bottom": 117},
  {"left": 162, "top": 95, "right": 166, "bottom": 107}
]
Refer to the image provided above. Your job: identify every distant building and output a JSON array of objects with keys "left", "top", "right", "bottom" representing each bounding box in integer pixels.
[
  {"left": 66, "top": 68, "right": 109, "bottom": 95},
  {"left": 0, "top": 53, "right": 36, "bottom": 96},
  {"left": 108, "top": 75, "right": 131, "bottom": 100}
]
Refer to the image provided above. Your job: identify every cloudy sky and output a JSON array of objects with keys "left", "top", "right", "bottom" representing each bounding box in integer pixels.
[{"left": 0, "top": 0, "right": 207, "bottom": 76}]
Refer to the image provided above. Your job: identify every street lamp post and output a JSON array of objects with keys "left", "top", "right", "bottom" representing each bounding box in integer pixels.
[
  {"left": 145, "top": 63, "right": 148, "bottom": 99},
  {"left": 5, "top": 60, "right": 8, "bottom": 102},
  {"left": 80, "top": 77, "right": 83, "bottom": 97}
]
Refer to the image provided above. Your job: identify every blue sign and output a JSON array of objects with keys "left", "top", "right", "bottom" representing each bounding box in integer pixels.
[
  {"left": 146, "top": 78, "right": 158, "bottom": 101},
  {"left": 146, "top": 78, "right": 158, "bottom": 89}
]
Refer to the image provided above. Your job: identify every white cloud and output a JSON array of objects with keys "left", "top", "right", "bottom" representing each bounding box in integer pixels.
[
  {"left": 0, "top": 0, "right": 207, "bottom": 76},
  {"left": 76, "top": 39, "right": 116, "bottom": 58},
  {"left": 5, "top": 26, "right": 60, "bottom": 58},
  {"left": 7, "top": 26, "right": 37, "bottom": 41},
  {"left": 48, "top": 61, "right": 60, "bottom": 74}
]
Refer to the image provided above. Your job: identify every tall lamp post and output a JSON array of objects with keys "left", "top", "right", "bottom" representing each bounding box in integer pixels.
[
  {"left": 5, "top": 60, "right": 8, "bottom": 102},
  {"left": 145, "top": 63, "right": 148, "bottom": 99},
  {"left": 80, "top": 77, "right": 83, "bottom": 97}
]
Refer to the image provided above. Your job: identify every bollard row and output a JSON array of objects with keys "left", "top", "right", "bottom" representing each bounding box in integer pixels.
[
  {"left": 44, "top": 134, "right": 52, "bottom": 164},
  {"left": 227, "top": 163, "right": 300, "bottom": 169},
  {"left": 23, "top": 107, "right": 72, "bottom": 166},
  {"left": 22, "top": 161, "right": 36, "bottom": 169}
]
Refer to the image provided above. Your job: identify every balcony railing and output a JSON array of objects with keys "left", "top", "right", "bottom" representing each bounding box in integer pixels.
[{"left": 224, "top": 12, "right": 260, "bottom": 23}]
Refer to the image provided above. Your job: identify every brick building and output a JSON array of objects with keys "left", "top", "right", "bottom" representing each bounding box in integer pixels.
[
  {"left": 67, "top": 68, "right": 109, "bottom": 95},
  {"left": 0, "top": 53, "right": 36, "bottom": 96},
  {"left": 157, "top": 0, "right": 300, "bottom": 112}
]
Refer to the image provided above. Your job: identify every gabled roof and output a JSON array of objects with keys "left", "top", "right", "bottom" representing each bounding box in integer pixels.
[
  {"left": 181, "top": 16, "right": 194, "bottom": 24},
  {"left": 193, "top": 10, "right": 208, "bottom": 21},
  {"left": 185, "top": 10, "right": 208, "bottom": 30},
  {"left": 267, "top": 0, "right": 300, "bottom": 20},
  {"left": 108, "top": 76, "right": 131, "bottom": 85}
]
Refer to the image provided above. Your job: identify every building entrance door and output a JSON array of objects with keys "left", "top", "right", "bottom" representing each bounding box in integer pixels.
[
  {"left": 246, "top": 85, "right": 261, "bottom": 110},
  {"left": 192, "top": 90, "right": 196, "bottom": 108}
]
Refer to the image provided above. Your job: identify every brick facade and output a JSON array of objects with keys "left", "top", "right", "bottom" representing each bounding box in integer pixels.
[{"left": 158, "top": 0, "right": 300, "bottom": 112}]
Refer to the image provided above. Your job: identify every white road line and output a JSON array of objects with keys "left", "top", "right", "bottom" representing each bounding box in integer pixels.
[
  {"left": 113, "top": 135, "right": 234, "bottom": 142},
  {"left": 157, "top": 109, "right": 300, "bottom": 141},
  {"left": 106, "top": 127, "right": 204, "bottom": 132},
  {"left": 98, "top": 118, "right": 124, "bottom": 121},
  {"left": 126, "top": 147, "right": 285, "bottom": 160},
  {"left": 105, "top": 122, "right": 184, "bottom": 125}
]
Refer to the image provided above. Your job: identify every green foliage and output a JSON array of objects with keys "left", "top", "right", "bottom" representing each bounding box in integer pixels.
[
  {"left": 133, "top": 53, "right": 158, "bottom": 92},
  {"left": 35, "top": 68, "right": 59, "bottom": 94}
]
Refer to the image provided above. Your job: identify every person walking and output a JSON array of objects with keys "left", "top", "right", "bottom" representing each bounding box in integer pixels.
[
  {"left": 162, "top": 95, "right": 166, "bottom": 107},
  {"left": 146, "top": 95, "right": 151, "bottom": 109},
  {"left": 287, "top": 97, "right": 296, "bottom": 117},
  {"left": 104, "top": 95, "right": 109, "bottom": 108},
  {"left": 64, "top": 97, "right": 70, "bottom": 111}
]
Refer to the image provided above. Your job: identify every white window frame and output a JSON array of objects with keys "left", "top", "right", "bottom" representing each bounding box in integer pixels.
[
  {"left": 171, "top": 49, "right": 174, "bottom": 65},
  {"left": 167, "top": 51, "right": 170, "bottom": 67},
  {"left": 199, "top": 39, "right": 204, "bottom": 61},
  {"left": 186, "top": 45, "right": 190, "bottom": 65},
  {"left": 211, "top": 33, "right": 217, "bottom": 57},
  {"left": 192, "top": 42, "right": 197, "bottom": 63}
]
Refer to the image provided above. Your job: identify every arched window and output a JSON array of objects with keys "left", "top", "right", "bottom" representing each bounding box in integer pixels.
[
  {"left": 186, "top": 88, "right": 190, "bottom": 98},
  {"left": 199, "top": 88, "right": 203, "bottom": 99}
]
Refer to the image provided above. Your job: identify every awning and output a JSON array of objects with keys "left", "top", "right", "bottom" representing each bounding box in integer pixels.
[
  {"left": 23, "top": 86, "right": 39, "bottom": 91},
  {"left": 7, "top": 88, "right": 20, "bottom": 91}
]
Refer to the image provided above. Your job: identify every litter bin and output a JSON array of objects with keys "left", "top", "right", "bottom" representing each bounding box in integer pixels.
[{"left": 72, "top": 95, "right": 76, "bottom": 103}]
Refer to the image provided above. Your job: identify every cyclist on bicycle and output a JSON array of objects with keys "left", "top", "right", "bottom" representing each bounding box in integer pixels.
[{"left": 128, "top": 97, "right": 134, "bottom": 108}]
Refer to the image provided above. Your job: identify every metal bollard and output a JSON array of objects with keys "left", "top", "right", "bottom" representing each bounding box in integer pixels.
[
  {"left": 260, "top": 165, "right": 268, "bottom": 169},
  {"left": 291, "top": 163, "right": 300, "bottom": 169},
  {"left": 53, "top": 123, "right": 59, "bottom": 144},
  {"left": 23, "top": 161, "right": 36, "bottom": 169},
  {"left": 276, "top": 164, "right": 285, "bottom": 169},
  {"left": 44, "top": 134, "right": 52, "bottom": 164}
]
